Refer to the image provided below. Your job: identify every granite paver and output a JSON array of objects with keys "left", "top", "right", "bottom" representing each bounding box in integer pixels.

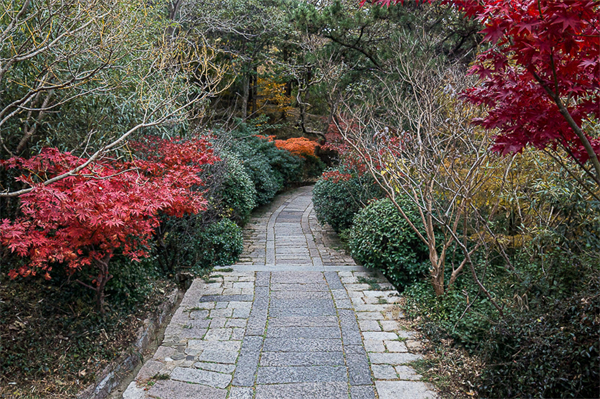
[{"left": 123, "top": 186, "right": 436, "bottom": 398}]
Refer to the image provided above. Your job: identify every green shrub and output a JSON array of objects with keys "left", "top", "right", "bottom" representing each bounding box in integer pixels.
[
  {"left": 191, "top": 218, "right": 244, "bottom": 269},
  {"left": 312, "top": 167, "right": 383, "bottom": 233},
  {"left": 105, "top": 254, "right": 161, "bottom": 306},
  {"left": 480, "top": 283, "right": 599, "bottom": 398},
  {"left": 349, "top": 197, "right": 428, "bottom": 288},
  {"left": 217, "top": 154, "right": 257, "bottom": 225},
  {"left": 157, "top": 217, "right": 243, "bottom": 273},
  {"left": 227, "top": 123, "right": 304, "bottom": 205}
]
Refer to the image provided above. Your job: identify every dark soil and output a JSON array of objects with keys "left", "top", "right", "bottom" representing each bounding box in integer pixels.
[{"left": 0, "top": 276, "right": 175, "bottom": 398}]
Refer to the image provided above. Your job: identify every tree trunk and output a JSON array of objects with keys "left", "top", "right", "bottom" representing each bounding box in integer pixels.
[{"left": 242, "top": 73, "right": 249, "bottom": 121}]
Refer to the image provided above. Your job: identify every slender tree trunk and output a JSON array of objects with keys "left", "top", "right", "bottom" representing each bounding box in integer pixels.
[
  {"left": 242, "top": 73, "right": 249, "bottom": 121},
  {"left": 252, "top": 65, "right": 258, "bottom": 116}
]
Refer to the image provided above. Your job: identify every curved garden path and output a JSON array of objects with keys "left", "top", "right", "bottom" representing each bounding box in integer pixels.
[{"left": 123, "top": 186, "right": 437, "bottom": 399}]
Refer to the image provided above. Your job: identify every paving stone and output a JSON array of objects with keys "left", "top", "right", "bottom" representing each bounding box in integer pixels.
[
  {"left": 380, "top": 320, "right": 401, "bottom": 331},
  {"left": 358, "top": 320, "right": 381, "bottom": 331},
  {"left": 259, "top": 351, "right": 345, "bottom": 366},
  {"left": 199, "top": 295, "right": 254, "bottom": 302},
  {"left": 210, "top": 308, "right": 234, "bottom": 318},
  {"left": 198, "top": 350, "right": 239, "bottom": 364},
  {"left": 334, "top": 298, "right": 353, "bottom": 309},
  {"left": 346, "top": 352, "right": 373, "bottom": 386},
  {"left": 268, "top": 316, "right": 339, "bottom": 327},
  {"left": 395, "top": 365, "right": 423, "bottom": 380},
  {"left": 362, "top": 331, "right": 398, "bottom": 341},
  {"left": 256, "top": 366, "right": 348, "bottom": 384},
  {"left": 187, "top": 340, "right": 242, "bottom": 352},
  {"left": 135, "top": 360, "right": 165, "bottom": 381},
  {"left": 232, "top": 336, "right": 263, "bottom": 386},
  {"left": 263, "top": 338, "right": 343, "bottom": 352},
  {"left": 255, "top": 382, "right": 348, "bottom": 399},
  {"left": 372, "top": 364, "right": 398, "bottom": 379},
  {"left": 146, "top": 379, "right": 227, "bottom": 399},
  {"left": 153, "top": 346, "right": 175, "bottom": 360},
  {"left": 364, "top": 340, "right": 386, "bottom": 352},
  {"left": 270, "top": 283, "right": 329, "bottom": 291},
  {"left": 228, "top": 387, "right": 254, "bottom": 399},
  {"left": 368, "top": 352, "right": 423, "bottom": 365},
  {"left": 233, "top": 307, "right": 252, "bottom": 318},
  {"left": 385, "top": 340, "right": 408, "bottom": 352},
  {"left": 324, "top": 271, "right": 344, "bottom": 289},
  {"left": 204, "top": 328, "right": 232, "bottom": 341},
  {"left": 272, "top": 290, "right": 331, "bottom": 300},
  {"left": 350, "top": 385, "right": 377, "bottom": 399},
  {"left": 255, "top": 271, "right": 270, "bottom": 286},
  {"left": 266, "top": 326, "right": 341, "bottom": 339},
  {"left": 375, "top": 381, "right": 438, "bottom": 399},
  {"left": 194, "top": 361, "right": 236, "bottom": 373},
  {"left": 231, "top": 327, "right": 245, "bottom": 340},
  {"left": 269, "top": 306, "right": 336, "bottom": 318},
  {"left": 122, "top": 382, "right": 145, "bottom": 399},
  {"left": 170, "top": 367, "right": 232, "bottom": 388},
  {"left": 331, "top": 289, "right": 349, "bottom": 300},
  {"left": 338, "top": 309, "right": 363, "bottom": 345}
]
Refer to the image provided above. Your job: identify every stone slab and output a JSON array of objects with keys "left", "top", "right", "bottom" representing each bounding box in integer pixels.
[
  {"left": 146, "top": 379, "right": 227, "bottom": 399},
  {"left": 375, "top": 381, "right": 438, "bottom": 399}
]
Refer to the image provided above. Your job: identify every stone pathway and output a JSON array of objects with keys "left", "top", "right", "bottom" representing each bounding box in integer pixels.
[{"left": 123, "top": 186, "right": 437, "bottom": 399}]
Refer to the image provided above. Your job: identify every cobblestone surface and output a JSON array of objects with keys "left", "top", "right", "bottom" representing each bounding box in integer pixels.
[{"left": 123, "top": 187, "right": 436, "bottom": 398}]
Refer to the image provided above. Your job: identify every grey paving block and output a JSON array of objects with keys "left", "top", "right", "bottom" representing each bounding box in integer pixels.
[
  {"left": 198, "top": 349, "right": 239, "bottom": 364},
  {"left": 267, "top": 316, "right": 339, "bottom": 327},
  {"left": 254, "top": 286, "right": 269, "bottom": 299},
  {"left": 375, "top": 381, "right": 438, "bottom": 399},
  {"left": 263, "top": 338, "right": 343, "bottom": 352},
  {"left": 259, "top": 351, "right": 346, "bottom": 367},
  {"left": 229, "top": 387, "right": 254, "bottom": 399},
  {"left": 369, "top": 352, "right": 423, "bottom": 365},
  {"left": 146, "top": 379, "right": 227, "bottom": 399},
  {"left": 270, "top": 283, "right": 329, "bottom": 291},
  {"left": 256, "top": 366, "right": 348, "bottom": 384},
  {"left": 345, "top": 345, "right": 368, "bottom": 356},
  {"left": 270, "top": 272, "right": 326, "bottom": 283},
  {"left": 255, "top": 271, "right": 271, "bottom": 286},
  {"left": 339, "top": 309, "right": 363, "bottom": 345},
  {"left": 324, "top": 271, "right": 344, "bottom": 289},
  {"left": 331, "top": 289, "right": 350, "bottom": 299},
  {"left": 170, "top": 366, "right": 232, "bottom": 388},
  {"left": 255, "top": 382, "right": 348, "bottom": 399},
  {"left": 350, "top": 385, "right": 377, "bottom": 399},
  {"left": 232, "top": 336, "right": 263, "bottom": 386},
  {"left": 246, "top": 312, "right": 267, "bottom": 336},
  {"left": 199, "top": 295, "right": 254, "bottom": 302},
  {"left": 266, "top": 326, "right": 341, "bottom": 339},
  {"left": 194, "top": 361, "right": 236, "bottom": 373},
  {"left": 271, "top": 290, "right": 331, "bottom": 300},
  {"left": 334, "top": 298, "right": 353, "bottom": 309},
  {"left": 347, "top": 353, "right": 374, "bottom": 386}
]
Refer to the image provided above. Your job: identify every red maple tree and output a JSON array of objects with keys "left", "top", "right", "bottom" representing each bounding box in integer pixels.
[
  {"left": 0, "top": 137, "right": 217, "bottom": 313},
  {"left": 368, "top": 0, "right": 600, "bottom": 185}
]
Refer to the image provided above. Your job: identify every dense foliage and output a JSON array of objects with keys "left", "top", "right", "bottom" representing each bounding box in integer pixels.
[
  {"left": 312, "top": 166, "right": 384, "bottom": 233},
  {"left": 349, "top": 198, "right": 429, "bottom": 289}
]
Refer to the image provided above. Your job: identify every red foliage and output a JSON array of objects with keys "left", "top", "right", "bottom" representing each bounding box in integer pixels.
[
  {"left": 370, "top": 0, "right": 600, "bottom": 165},
  {"left": 454, "top": 0, "right": 600, "bottom": 163},
  {"left": 0, "top": 137, "right": 217, "bottom": 311}
]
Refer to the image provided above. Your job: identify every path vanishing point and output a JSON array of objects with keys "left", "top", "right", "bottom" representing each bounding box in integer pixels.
[{"left": 123, "top": 186, "right": 437, "bottom": 399}]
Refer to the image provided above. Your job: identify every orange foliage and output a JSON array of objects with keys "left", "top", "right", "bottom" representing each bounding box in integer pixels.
[{"left": 274, "top": 137, "right": 319, "bottom": 158}]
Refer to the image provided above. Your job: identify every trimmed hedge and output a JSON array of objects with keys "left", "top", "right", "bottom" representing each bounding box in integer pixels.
[
  {"left": 349, "top": 197, "right": 428, "bottom": 288},
  {"left": 312, "top": 168, "right": 383, "bottom": 233}
]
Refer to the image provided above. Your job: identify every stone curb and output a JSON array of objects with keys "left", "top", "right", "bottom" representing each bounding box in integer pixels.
[{"left": 76, "top": 288, "right": 183, "bottom": 399}]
